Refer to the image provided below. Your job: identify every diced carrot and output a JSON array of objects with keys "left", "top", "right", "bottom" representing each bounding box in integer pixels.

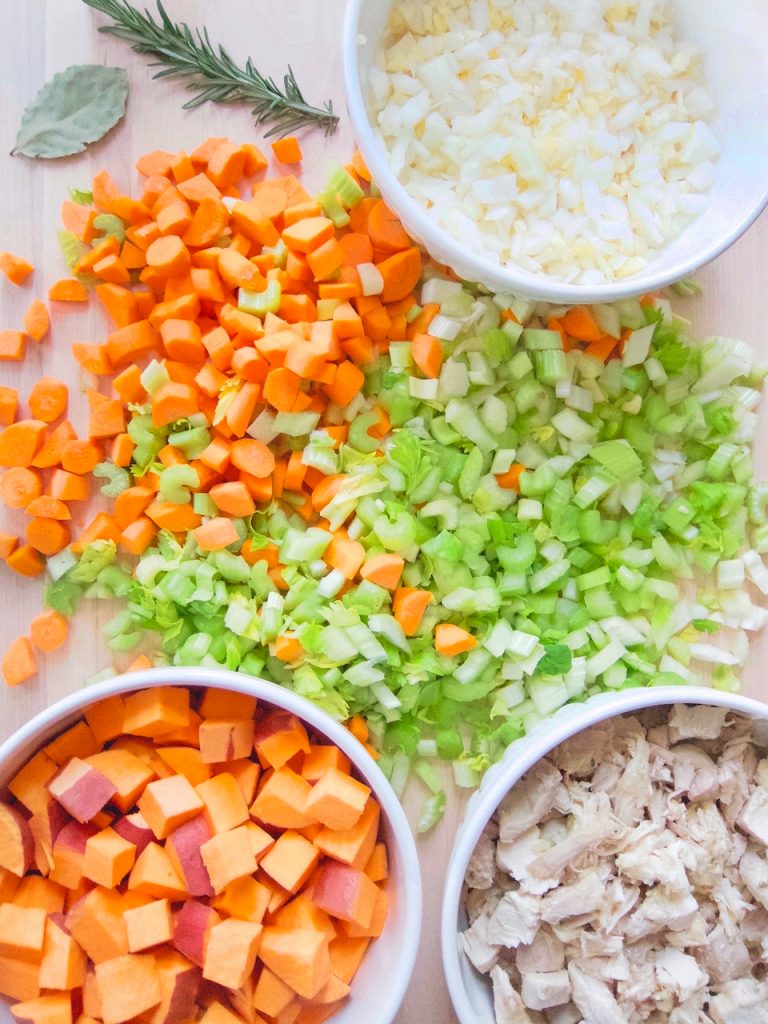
[
  {"left": 113, "top": 365, "right": 145, "bottom": 405},
  {"left": 0, "top": 251, "right": 34, "bottom": 285},
  {"left": 392, "top": 587, "right": 432, "bottom": 636},
  {"left": 0, "top": 531, "right": 17, "bottom": 559},
  {"left": 111, "top": 433, "right": 135, "bottom": 468},
  {"left": 22, "top": 300, "right": 49, "bottom": 342},
  {"left": 24, "top": 496, "right": 70, "bottom": 520},
  {"left": 273, "top": 635, "right": 303, "bottom": 663},
  {"left": 182, "top": 198, "right": 230, "bottom": 248},
  {"left": 29, "top": 610, "right": 69, "bottom": 653},
  {"left": 28, "top": 378, "right": 68, "bottom": 424},
  {"left": 584, "top": 336, "right": 617, "bottom": 362},
  {"left": 366, "top": 201, "right": 410, "bottom": 253},
  {"left": 282, "top": 217, "right": 334, "bottom": 253},
  {"left": 6, "top": 545, "right": 45, "bottom": 578},
  {"left": 0, "top": 420, "right": 47, "bottom": 467},
  {"left": 496, "top": 463, "right": 525, "bottom": 491},
  {"left": 95, "top": 284, "right": 139, "bottom": 328},
  {"left": 151, "top": 382, "right": 199, "bottom": 428},
  {"left": 87, "top": 390, "right": 126, "bottom": 439},
  {"left": 322, "top": 361, "right": 364, "bottom": 406},
  {"left": 119, "top": 517, "right": 157, "bottom": 555},
  {"left": 271, "top": 137, "right": 303, "bottom": 164},
  {"left": 26, "top": 517, "right": 70, "bottom": 556},
  {"left": 377, "top": 247, "right": 422, "bottom": 303},
  {"left": 191, "top": 517, "right": 238, "bottom": 552},
  {"left": 0, "top": 387, "right": 18, "bottom": 427},
  {"left": 48, "top": 279, "right": 88, "bottom": 302},
  {"left": 50, "top": 469, "right": 89, "bottom": 502},
  {"left": 560, "top": 306, "right": 604, "bottom": 343},
  {"left": 146, "top": 235, "right": 190, "bottom": 277},
  {"left": 136, "top": 150, "right": 174, "bottom": 177},
  {"left": 411, "top": 333, "right": 442, "bottom": 378},
  {"left": 119, "top": 241, "right": 146, "bottom": 270},
  {"left": 0, "top": 331, "right": 26, "bottom": 362},
  {"left": 105, "top": 320, "right": 160, "bottom": 368},
  {"left": 2, "top": 636, "right": 37, "bottom": 686},
  {"left": 72, "top": 343, "right": 112, "bottom": 375},
  {"left": 435, "top": 623, "right": 477, "bottom": 657},
  {"left": 93, "top": 253, "right": 130, "bottom": 284},
  {"left": 1, "top": 467, "right": 42, "bottom": 509}
]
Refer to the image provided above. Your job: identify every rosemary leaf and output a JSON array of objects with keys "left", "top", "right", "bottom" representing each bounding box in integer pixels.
[{"left": 82, "top": 0, "right": 338, "bottom": 137}]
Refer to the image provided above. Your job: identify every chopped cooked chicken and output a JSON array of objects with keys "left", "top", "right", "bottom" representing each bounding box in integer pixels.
[
  {"left": 568, "top": 961, "right": 629, "bottom": 1024},
  {"left": 461, "top": 911, "right": 499, "bottom": 973},
  {"left": 467, "top": 824, "right": 498, "bottom": 890},
  {"left": 520, "top": 971, "right": 571, "bottom": 1011},
  {"left": 487, "top": 891, "right": 541, "bottom": 948},
  {"left": 491, "top": 964, "right": 535, "bottom": 1024},
  {"left": 497, "top": 759, "right": 562, "bottom": 843},
  {"left": 668, "top": 704, "right": 730, "bottom": 741},
  {"left": 462, "top": 704, "right": 768, "bottom": 1024},
  {"left": 516, "top": 928, "right": 565, "bottom": 974},
  {"left": 736, "top": 786, "right": 768, "bottom": 846}
]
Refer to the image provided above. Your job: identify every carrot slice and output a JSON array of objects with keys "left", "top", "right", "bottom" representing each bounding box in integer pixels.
[
  {"left": 392, "top": 588, "right": 432, "bottom": 636},
  {"left": 2, "top": 636, "right": 37, "bottom": 686},
  {"left": 271, "top": 137, "right": 303, "bottom": 164},
  {"left": 48, "top": 279, "right": 88, "bottom": 302},
  {"left": 28, "top": 378, "right": 68, "bottom": 423},
  {"left": 435, "top": 623, "right": 477, "bottom": 657},
  {"left": 22, "top": 300, "right": 50, "bottom": 341},
  {"left": 0, "top": 467, "right": 42, "bottom": 509},
  {"left": 0, "top": 330, "right": 26, "bottom": 362},
  {"left": 366, "top": 201, "right": 411, "bottom": 253},
  {"left": 29, "top": 610, "right": 69, "bottom": 653},
  {"left": 0, "top": 251, "right": 34, "bottom": 285},
  {"left": 26, "top": 517, "right": 71, "bottom": 556}
]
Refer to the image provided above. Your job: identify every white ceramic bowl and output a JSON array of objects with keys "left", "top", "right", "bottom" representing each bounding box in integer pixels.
[
  {"left": 343, "top": 0, "right": 768, "bottom": 304},
  {"left": 440, "top": 684, "right": 768, "bottom": 1024},
  {"left": 0, "top": 666, "right": 422, "bottom": 1024}
]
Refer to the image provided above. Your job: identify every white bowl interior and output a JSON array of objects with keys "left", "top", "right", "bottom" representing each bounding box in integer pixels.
[
  {"left": 0, "top": 667, "right": 422, "bottom": 1024},
  {"left": 345, "top": 0, "right": 768, "bottom": 302},
  {"left": 440, "top": 686, "right": 768, "bottom": 1024}
]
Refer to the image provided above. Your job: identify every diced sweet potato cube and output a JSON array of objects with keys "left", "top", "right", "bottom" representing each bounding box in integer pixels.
[
  {"left": 198, "top": 1004, "right": 243, "bottom": 1024},
  {"left": 202, "top": 918, "right": 262, "bottom": 989},
  {"left": 123, "top": 686, "right": 190, "bottom": 738},
  {"left": 82, "top": 967, "right": 101, "bottom": 1019},
  {"left": 253, "top": 967, "right": 295, "bottom": 1017},
  {"left": 66, "top": 887, "right": 136, "bottom": 963},
  {"left": 0, "top": 866, "right": 20, "bottom": 902},
  {"left": 112, "top": 811, "right": 154, "bottom": 856},
  {"left": 84, "top": 695, "right": 126, "bottom": 744},
  {"left": 39, "top": 915, "right": 86, "bottom": 990},
  {"left": 138, "top": 774, "right": 204, "bottom": 839},
  {"left": 83, "top": 827, "right": 136, "bottom": 887},
  {"left": 171, "top": 901, "right": 219, "bottom": 968},
  {"left": 312, "top": 862, "right": 378, "bottom": 929},
  {"left": 271, "top": 892, "right": 335, "bottom": 941},
  {"left": 312, "top": 797, "right": 379, "bottom": 870},
  {"left": 244, "top": 821, "right": 274, "bottom": 861},
  {"left": 29, "top": 800, "right": 70, "bottom": 876},
  {"left": 152, "top": 708, "right": 202, "bottom": 747},
  {"left": 165, "top": 816, "right": 213, "bottom": 897},
  {"left": 8, "top": 751, "right": 58, "bottom": 815},
  {"left": 256, "top": 872, "right": 291, "bottom": 916},
  {"left": 364, "top": 842, "right": 388, "bottom": 882},
  {"left": 124, "top": 898, "right": 173, "bottom": 952},
  {"left": 156, "top": 746, "right": 211, "bottom": 787},
  {"left": 259, "top": 832, "right": 319, "bottom": 894},
  {"left": 48, "top": 758, "right": 116, "bottom": 824},
  {"left": 312, "top": 973, "right": 351, "bottom": 1005},
  {"left": 198, "top": 719, "right": 253, "bottom": 764},
  {"left": 0, "top": 801, "right": 36, "bottom": 876},
  {"left": 196, "top": 773, "right": 250, "bottom": 834},
  {"left": 45, "top": 723, "right": 100, "bottom": 765},
  {"left": 49, "top": 822, "right": 96, "bottom": 890},
  {"left": 143, "top": 947, "right": 200, "bottom": 1024},
  {"left": 258, "top": 927, "right": 330, "bottom": 999},
  {"left": 250, "top": 768, "right": 315, "bottom": 829},
  {"left": 0, "top": 904, "right": 47, "bottom": 961},
  {"left": 225, "top": 758, "right": 260, "bottom": 804},
  {"left": 210, "top": 875, "right": 270, "bottom": 924},
  {"left": 199, "top": 689, "right": 257, "bottom": 720},
  {"left": 94, "top": 953, "right": 162, "bottom": 1024},
  {"left": 300, "top": 745, "right": 350, "bottom": 784},
  {"left": 10, "top": 991, "right": 72, "bottom": 1024},
  {"left": 253, "top": 712, "right": 310, "bottom": 771},
  {"left": 303, "top": 768, "right": 370, "bottom": 831},
  {"left": 0, "top": 954, "right": 40, "bottom": 1001},
  {"left": 128, "top": 842, "right": 188, "bottom": 900},
  {"left": 200, "top": 825, "right": 256, "bottom": 894},
  {"left": 341, "top": 885, "right": 388, "bottom": 938},
  {"left": 14, "top": 876, "right": 66, "bottom": 914},
  {"left": 85, "top": 749, "right": 155, "bottom": 812},
  {"left": 327, "top": 935, "right": 370, "bottom": 985},
  {"left": 109, "top": 737, "right": 173, "bottom": 779}
]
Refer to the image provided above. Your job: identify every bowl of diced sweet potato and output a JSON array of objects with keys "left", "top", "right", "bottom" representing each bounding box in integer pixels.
[{"left": 0, "top": 667, "right": 421, "bottom": 1024}]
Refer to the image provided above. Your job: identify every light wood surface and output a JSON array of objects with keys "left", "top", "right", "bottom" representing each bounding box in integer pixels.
[{"left": 1, "top": 3, "right": 767, "bottom": 1022}]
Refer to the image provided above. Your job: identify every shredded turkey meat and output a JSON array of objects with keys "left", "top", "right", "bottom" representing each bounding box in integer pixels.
[{"left": 462, "top": 704, "right": 768, "bottom": 1023}]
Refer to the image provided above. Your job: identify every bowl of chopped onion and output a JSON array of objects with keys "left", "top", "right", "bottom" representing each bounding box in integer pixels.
[
  {"left": 344, "top": 0, "right": 768, "bottom": 303},
  {"left": 441, "top": 685, "right": 768, "bottom": 1024}
]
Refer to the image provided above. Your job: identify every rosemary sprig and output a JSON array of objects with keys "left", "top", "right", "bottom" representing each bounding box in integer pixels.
[{"left": 82, "top": 0, "right": 338, "bottom": 137}]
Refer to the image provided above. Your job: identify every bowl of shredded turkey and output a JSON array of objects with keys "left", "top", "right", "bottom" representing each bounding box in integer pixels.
[{"left": 441, "top": 686, "right": 768, "bottom": 1024}]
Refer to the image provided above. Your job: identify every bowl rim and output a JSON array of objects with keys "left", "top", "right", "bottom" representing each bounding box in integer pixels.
[
  {"left": 439, "top": 684, "right": 768, "bottom": 1024},
  {"left": 342, "top": 0, "right": 768, "bottom": 304},
  {"left": 0, "top": 665, "right": 423, "bottom": 1024}
]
